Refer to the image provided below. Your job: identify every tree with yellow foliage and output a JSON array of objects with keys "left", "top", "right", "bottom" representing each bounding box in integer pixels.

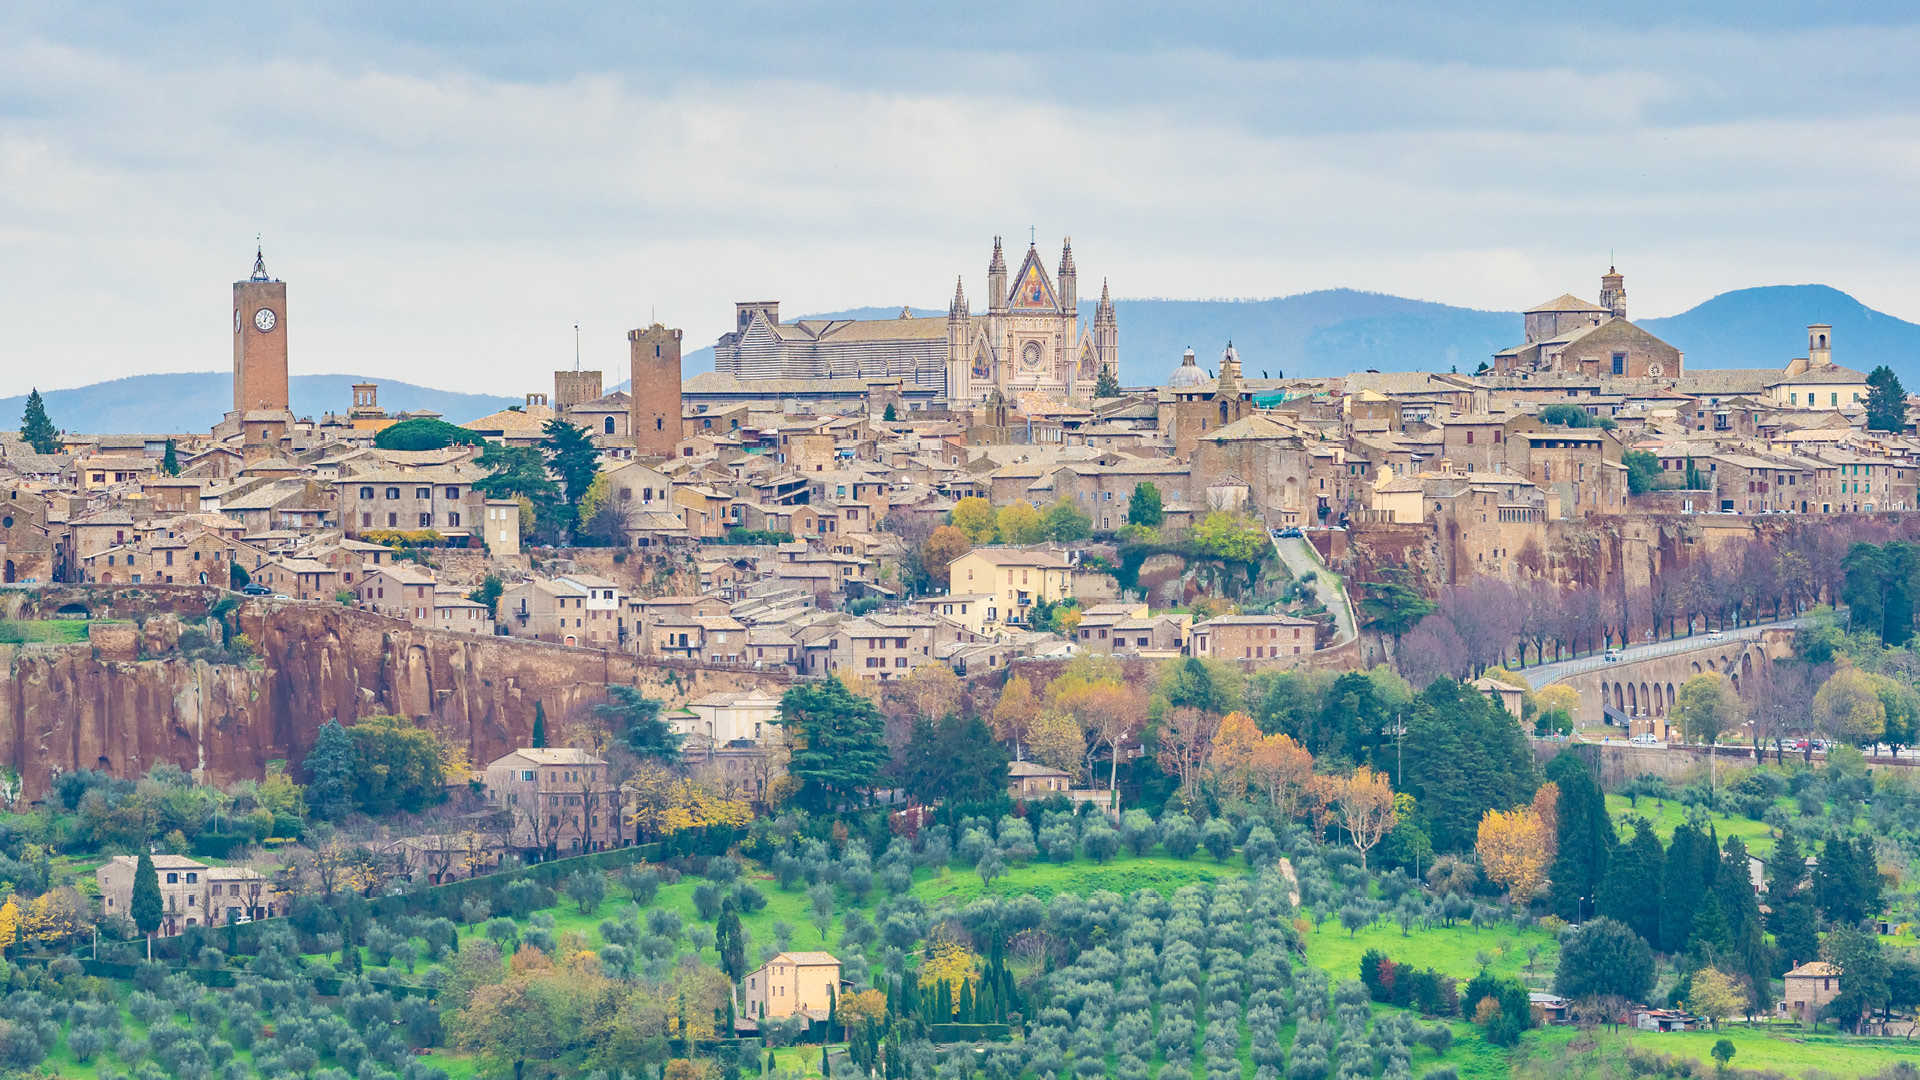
[
  {"left": 1531, "top": 781, "right": 1561, "bottom": 862},
  {"left": 1536, "top": 685, "right": 1579, "bottom": 727},
  {"left": 1027, "top": 711, "right": 1088, "bottom": 783},
  {"left": 992, "top": 675, "right": 1043, "bottom": 753},
  {"left": 0, "top": 898, "right": 18, "bottom": 953},
  {"left": 918, "top": 932, "right": 980, "bottom": 1012},
  {"left": 625, "top": 763, "right": 754, "bottom": 841},
  {"left": 1247, "top": 733, "right": 1315, "bottom": 818},
  {"left": 922, "top": 525, "right": 972, "bottom": 587},
  {"left": 1476, "top": 805, "right": 1552, "bottom": 903},
  {"left": 995, "top": 501, "right": 1045, "bottom": 545},
  {"left": 1209, "top": 711, "right": 1265, "bottom": 800},
  {"left": 950, "top": 497, "right": 998, "bottom": 544},
  {"left": 1340, "top": 766, "right": 1398, "bottom": 870}
]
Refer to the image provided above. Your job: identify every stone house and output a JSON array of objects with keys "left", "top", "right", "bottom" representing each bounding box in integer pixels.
[
  {"left": 947, "top": 548, "right": 1073, "bottom": 631},
  {"left": 744, "top": 952, "right": 842, "bottom": 1022},
  {"left": 481, "top": 748, "right": 622, "bottom": 855},
  {"left": 1779, "top": 961, "right": 1841, "bottom": 1024},
  {"left": 1008, "top": 760, "right": 1073, "bottom": 798},
  {"left": 1189, "top": 613, "right": 1318, "bottom": 666},
  {"left": 98, "top": 855, "right": 273, "bottom": 936}
]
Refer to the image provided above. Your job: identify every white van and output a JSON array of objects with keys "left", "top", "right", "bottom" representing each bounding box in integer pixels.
[{"left": 1603, "top": 648, "right": 1622, "bottom": 663}]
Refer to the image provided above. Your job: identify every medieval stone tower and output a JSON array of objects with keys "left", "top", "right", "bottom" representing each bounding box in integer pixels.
[
  {"left": 629, "top": 322, "right": 683, "bottom": 458},
  {"left": 1599, "top": 267, "right": 1627, "bottom": 319},
  {"left": 232, "top": 247, "right": 290, "bottom": 414},
  {"left": 554, "top": 369, "right": 602, "bottom": 409}
]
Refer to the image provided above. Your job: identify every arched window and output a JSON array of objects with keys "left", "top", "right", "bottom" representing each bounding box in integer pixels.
[{"left": 604, "top": 416, "right": 616, "bottom": 434}]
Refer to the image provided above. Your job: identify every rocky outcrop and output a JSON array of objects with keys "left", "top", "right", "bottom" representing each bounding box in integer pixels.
[{"left": 0, "top": 598, "right": 791, "bottom": 799}]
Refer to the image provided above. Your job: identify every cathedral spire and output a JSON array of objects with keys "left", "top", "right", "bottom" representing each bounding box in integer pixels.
[
  {"left": 989, "top": 236, "right": 1006, "bottom": 274},
  {"left": 949, "top": 276, "right": 968, "bottom": 316},
  {"left": 1059, "top": 236, "right": 1075, "bottom": 277}
]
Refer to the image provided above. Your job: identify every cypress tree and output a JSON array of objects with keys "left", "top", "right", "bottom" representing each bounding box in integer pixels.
[
  {"left": 532, "top": 702, "right": 548, "bottom": 748},
  {"left": 161, "top": 439, "right": 180, "bottom": 476},
  {"left": 131, "top": 851, "right": 162, "bottom": 957},
  {"left": 1597, "top": 817, "right": 1664, "bottom": 947},
  {"left": 19, "top": 389, "right": 57, "bottom": 455},
  {"left": 1545, "top": 750, "right": 1614, "bottom": 920},
  {"left": 957, "top": 979, "right": 975, "bottom": 1024},
  {"left": 1660, "top": 822, "right": 1705, "bottom": 953}
]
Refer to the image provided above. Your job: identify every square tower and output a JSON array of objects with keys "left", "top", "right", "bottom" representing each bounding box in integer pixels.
[
  {"left": 629, "top": 323, "right": 683, "bottom": 458},
  {"left": 554, "top": 369, "right": 603, "bottom": 408},
  {"left": 232, "top": 248, "right": 289, "bottom": 413}
]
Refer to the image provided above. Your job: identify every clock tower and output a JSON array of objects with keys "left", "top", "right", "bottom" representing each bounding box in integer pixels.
[{"left": 233, "top": 247, "right": 290, "bottom": 413}]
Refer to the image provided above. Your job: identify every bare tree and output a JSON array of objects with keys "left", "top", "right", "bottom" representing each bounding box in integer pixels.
[{"left": 1155, "top": 707, "right": 1222, "bottom": 807}]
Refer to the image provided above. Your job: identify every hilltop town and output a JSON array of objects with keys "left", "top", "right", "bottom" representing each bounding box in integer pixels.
[{"left": 4, "top": 240, "right": 1920, "bottom": 1080}]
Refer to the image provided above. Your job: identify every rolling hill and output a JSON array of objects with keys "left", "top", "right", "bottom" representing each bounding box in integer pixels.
[
  {"left": 15, "top": 286, "right": 1920, "bottom": 434},
  {"left": 0, "top": 374, "right": 520, "bottom": 437}
]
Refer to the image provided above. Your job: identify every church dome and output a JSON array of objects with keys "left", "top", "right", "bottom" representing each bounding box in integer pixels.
[{"left": 1167, "top": 347, "right": 1208, "bottom": 388}]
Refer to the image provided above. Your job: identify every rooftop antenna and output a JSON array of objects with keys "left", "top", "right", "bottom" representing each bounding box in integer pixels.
[
  {"left": 1029, "top": 226, "right": 1035, "bottom": 246},
  {"left": 574, "top": 323, "right": 580, "bottom": 372}
]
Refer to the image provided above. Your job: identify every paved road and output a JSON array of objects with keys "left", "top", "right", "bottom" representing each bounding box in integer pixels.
[
  {"left": 1520, "top": 616, "right": 1807, "bottom": 689},
  {"left": 1272, "top": 534, "right": 1357, "bottom": 645}
]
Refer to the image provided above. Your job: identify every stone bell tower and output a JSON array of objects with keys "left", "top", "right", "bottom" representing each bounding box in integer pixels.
[{"left": 233, "top": 247, "right": 290, "bottom": 413}]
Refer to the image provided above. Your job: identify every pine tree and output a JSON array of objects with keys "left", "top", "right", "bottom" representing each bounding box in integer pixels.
[
  {"left": 19, "top": 390, "right": 58, "bottom": 455},
  {"left": 1094, "top": 366, "right": 1121, "bottom": 399},
  {"left": 1866, "top": 365, "right": 1908, "bottom": 433},
  {"left": 304, "top": 719, "right": 358, "bottom": 820},
  {"left": 1660, "top": 822, "right": 1706, "bottom": 953},
  {"left": 1545, "top": 750, "right": 1614, "bottom": 920},
  {"left": 1597, "top": 817, "right": 1664, "bottom": 947},
  {"left": 131, "top": 852, "right": 162, "bottom": 957},
  {"left": 1688, "top": 887, "right": 1733, "bottom": 962},
  {"left": 883, "top": 402, "right": 898, "bottom": 422},
  {"left": 532, "top": 702, "right": 548, "bottom": 748}
]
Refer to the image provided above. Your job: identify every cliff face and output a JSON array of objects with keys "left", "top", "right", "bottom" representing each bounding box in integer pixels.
[{"left": 0, "top": 598, "right": 790, "bottom": 799}]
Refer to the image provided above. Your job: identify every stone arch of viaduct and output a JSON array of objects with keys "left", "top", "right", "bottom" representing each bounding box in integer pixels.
[{"left": 1550, "top": 628, "right": 1795, "bottom": 737}]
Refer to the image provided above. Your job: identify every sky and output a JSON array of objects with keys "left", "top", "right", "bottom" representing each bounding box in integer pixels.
[{"left": 5, "top": 2, "right": 1920, "bottom": 398}]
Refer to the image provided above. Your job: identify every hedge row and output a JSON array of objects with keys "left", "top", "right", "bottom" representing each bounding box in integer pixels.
[{"left": 72, "top": 957, "right": 435, "bottom": 999}]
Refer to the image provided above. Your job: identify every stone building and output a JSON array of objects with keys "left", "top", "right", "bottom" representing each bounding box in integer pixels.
[
  {"left": 482, "top": 748, "right": 622, "bottom": 855},
  {"left": 629, "top": 323, "right": 684, "bottom": 459},
  {"left": 1492, "top": 268, "right": 1682, "bottom": 380},
  {"left": 1778, "top": 961, "right": 1841, "bottom": 1024},
  {"left": 232, "top": 248, "right": 290, "bottom": 415},
  {"left": 98, "top": 855, "right": 272, "bottom": 936},
  {"left": 743, "top": 952, "right": 842, "bottom": 1022},
  {"left": 1190, "top": 613, "right": 1318, "bottom": 666}
]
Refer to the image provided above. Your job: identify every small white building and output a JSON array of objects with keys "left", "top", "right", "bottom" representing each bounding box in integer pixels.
[{"left": 677, "top": 687, "right": 784, "bottom": 749}]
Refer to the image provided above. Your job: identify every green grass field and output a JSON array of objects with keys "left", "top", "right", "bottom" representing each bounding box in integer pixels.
[
  {"left": 1301, "top": 917, "right": 1558, "bottom": 988},
  {"left": 0, "top": 619, "right": 99, "bottom": 645},
  {"left": 1605, "top": 793, "right": 1779, "bottom": 855},
  {"left": 1526, "top": 1020, "right": 1920, "bottom": 1076}
]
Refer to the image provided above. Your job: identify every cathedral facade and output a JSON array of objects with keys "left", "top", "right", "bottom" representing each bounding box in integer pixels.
[
  {"left": 944, "top": 236, "right": 1117, "bottom": 406},
  {"left": 711, "top": 236, "right": 1117, "bottom": 406}
]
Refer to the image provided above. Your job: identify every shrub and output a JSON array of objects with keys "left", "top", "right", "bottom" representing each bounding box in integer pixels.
[
  {"left": 693, "top": 883, "right": 723, "bottom": 921},
  {"left": 1202, "top": 818, "right": 1235, "bottom": 862},
  {"left": 1161, "top": 815, "right": 1200, "bottom": 859}
]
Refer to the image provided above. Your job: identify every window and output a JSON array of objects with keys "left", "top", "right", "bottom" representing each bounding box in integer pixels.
[
  {"left": 359, "top": 487, "right": 374, "bottom": 499},
  {"left": 385, "top": 487, "right": 400, "bottom": 499},
  {"left": 167, "top": 873, "right": 178, "bottom": 884},
  {"left": 447, "top": 512, "right": 460, "bottom": 527},
  {"left": 605, "top": 416, "right": 616, "bottom": 434},
  {"left": 419, "top": 513, "right": 433, "bottom": 527},
  {"left": 1611, "top": 353, "right": 1626, "bottom": 375},
  {"left": 186, "top": 872, "right": 198, "bottom": 883},
  {"left": 445, "top": 486, "right": 460, "bottom": 499}
]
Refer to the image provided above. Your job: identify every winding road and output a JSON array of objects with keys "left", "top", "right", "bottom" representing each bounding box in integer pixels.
[{"left": 1271, "top": 533, "right": 1358, "bottom": 646}]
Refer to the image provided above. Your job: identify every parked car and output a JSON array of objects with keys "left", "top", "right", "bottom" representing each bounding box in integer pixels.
[
  {"left": 1277, "top": 528, "right": 1303, "bottom": 538},
  {"left": 272, "top": 594, "right": 292, "bottom": 601},
  {"left": 240, "top": 584, "right": 271, "bottom": 596},
  {"left": 1708, "top": 630, "right": 1724, "bottom": 641},
  {"left": 1604, "top": 648, "right": 1622, "bottom": 662},
  {"left": 1630, "top": 733, "right": 1662, "bottom": 746}
]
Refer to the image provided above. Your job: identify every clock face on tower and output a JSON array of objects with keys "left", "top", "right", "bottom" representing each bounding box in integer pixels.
[
  {"left": 234, "top": 309, "right": 241, "bottom": 333},
  {"left": 253, "top": 308, "right": 277, "bottom": 333}
]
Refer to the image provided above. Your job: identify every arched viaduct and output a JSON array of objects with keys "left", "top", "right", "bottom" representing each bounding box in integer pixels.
[{"left": 1548, "top": 627, "right": 1796, "bottom": 737}]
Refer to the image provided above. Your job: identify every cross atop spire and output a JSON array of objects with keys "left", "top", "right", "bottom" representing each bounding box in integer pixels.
[{"left": 250, "top": 240, "right": 270, "bottom": 282}]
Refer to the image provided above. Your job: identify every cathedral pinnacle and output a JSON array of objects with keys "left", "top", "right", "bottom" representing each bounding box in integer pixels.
[
  {"left": 250, "top": 244, "right": 270, "bottom": 282},
  {"left": 990, "top": 236, "right": 1005, "bottom": 273},
  {"left": 1059, "top": 237, "right": 1076, "bottom": 277},
  {"left": 950, "top": 276, "right": 968, "bottom": 315}
]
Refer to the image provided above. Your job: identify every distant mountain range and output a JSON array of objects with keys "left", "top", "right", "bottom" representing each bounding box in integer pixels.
[
  {"left": 14, "top": 285, "right": 1919, "bottom": 434},
  {"left": 0, "top": 374, "right": 519, "bottom": 437}
]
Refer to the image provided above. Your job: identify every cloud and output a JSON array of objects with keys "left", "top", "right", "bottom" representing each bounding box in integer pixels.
[{"left": 3, "top": 4, "right": 1920, "bottom": 397}]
